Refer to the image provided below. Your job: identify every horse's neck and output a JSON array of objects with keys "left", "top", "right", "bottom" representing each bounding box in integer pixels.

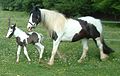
[{"left": 41, "top": 9, "right": 66, "bottom": 32}]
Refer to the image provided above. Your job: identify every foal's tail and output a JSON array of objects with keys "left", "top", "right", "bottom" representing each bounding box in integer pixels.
[
  {"left": 100, "top": 35, "right": 114, "bottom": 55},
  {"left": 39, "top": 33, "right": 44, "bottom": 43}
]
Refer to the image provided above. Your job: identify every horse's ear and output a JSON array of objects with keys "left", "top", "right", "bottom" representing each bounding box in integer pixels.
[
  {"left": 8, "top": 17, "right": 11, "bottom": 28},
  {"left": 32, "top": 3, "right": 35, "bottom": 8},
  {"left": 34, "top": 5, "right": 40, "bottom": 11}
]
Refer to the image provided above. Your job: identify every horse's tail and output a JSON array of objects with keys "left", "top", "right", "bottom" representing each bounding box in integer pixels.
[{"left": 100, "top": 35, "right": 114, "bottom": 54}]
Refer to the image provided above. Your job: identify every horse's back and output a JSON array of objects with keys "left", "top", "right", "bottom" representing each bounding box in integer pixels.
[
  {"left": 78, "top": 16, "right": 102, "bottom": 34},
  {"left": 61, "top": 18, "right": 82, "bottom": 41}
]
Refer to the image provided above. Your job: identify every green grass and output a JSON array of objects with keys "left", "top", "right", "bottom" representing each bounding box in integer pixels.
[{"left": 0, "top": 11, "right": 120, "bottom": 76}]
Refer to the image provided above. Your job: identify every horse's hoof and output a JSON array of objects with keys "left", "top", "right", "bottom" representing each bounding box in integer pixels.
[
  {"left": 101, "top": 57, "right": 109, "bottom": 61},
  {"left": 101, "top": 54, "right": 109, "bottom": 61},
  {"left": 47, "top": 62, "right": 54, "bottom": 66}
]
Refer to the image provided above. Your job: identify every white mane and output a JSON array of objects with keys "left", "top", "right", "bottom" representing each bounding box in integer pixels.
[{"left": 40, "top": 9, "right": 67, "bottom": 33}]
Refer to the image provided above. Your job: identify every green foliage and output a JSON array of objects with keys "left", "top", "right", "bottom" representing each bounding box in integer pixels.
[{"left": 0, "top": 0, "right": 120, "bottom": 19}]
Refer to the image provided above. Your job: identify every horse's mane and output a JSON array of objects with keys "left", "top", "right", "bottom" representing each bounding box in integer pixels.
[{"left": 40, "top": 9, "right": 67, "bottom": 32}]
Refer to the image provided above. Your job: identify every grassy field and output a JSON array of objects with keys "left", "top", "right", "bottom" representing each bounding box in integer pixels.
[{"left": 0, "top": 10, "right": 120, "bottom": 76}]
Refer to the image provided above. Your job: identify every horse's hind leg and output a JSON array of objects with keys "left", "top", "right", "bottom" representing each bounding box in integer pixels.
[
  {"left": 95, "top": 37, "right": 109, "bottom": 60},
  {"left": 23, "top": 46, "right": 31, "bottom": 62},
  {"left": 78, "top": 38, "right": 88, "bottom": 63},
  {"left": 35, "top": 43, "right": 44, "bottom": 62}
]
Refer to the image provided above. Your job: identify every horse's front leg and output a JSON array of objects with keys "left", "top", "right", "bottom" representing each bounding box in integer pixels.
[{"left": 48, "top": 39, "right": 61, "bottom": 65}]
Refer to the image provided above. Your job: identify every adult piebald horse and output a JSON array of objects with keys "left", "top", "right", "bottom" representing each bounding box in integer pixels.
[{"left": 27, "top": 6, "right": 114, "bottom": 65}]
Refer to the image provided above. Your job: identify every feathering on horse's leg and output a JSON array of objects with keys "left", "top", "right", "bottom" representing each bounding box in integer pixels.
[
  {"left": 95, "top": 37, "right": 109, "bottom": 61},
  {"left": 78, "top": 38, "right": 88, "bottom": 63},
  {"left": 48, "top": 39, "right": 61, "bottom": 65}
]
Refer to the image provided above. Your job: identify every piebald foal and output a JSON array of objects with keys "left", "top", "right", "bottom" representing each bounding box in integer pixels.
[{"left": 6, "top": 24, "right": 44, "bottom": 63}]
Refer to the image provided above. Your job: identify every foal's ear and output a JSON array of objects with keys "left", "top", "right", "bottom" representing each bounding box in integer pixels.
[{"left": 13, "top": 23, "right": 16, "bottom": 28}]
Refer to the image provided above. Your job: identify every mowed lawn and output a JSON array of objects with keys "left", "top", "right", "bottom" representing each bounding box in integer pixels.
[{"left": 0, "top": 10, "right": 120, "bottom": 76}]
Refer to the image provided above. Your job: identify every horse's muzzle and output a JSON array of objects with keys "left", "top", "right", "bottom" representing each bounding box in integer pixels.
[
  {"left": 28, "top": 27, "right": 32, "bottom": 32},
  {"left": 28, "top": 27, "right": 35, "bottom": 32}
]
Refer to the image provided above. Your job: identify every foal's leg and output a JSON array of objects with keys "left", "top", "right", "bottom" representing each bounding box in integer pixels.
[
  {"left": 35, "top": 43, "right": 44, "bottom": 62},
  {"left": 48, "top": 39, "right": 61, "bottom": 65},
  {"left": 95, "top": 37, "right": 108, "bottom": 60},
  {"left": 23, "top": 46, "right": 31, "bottom": 62},
  {"left": 16, "top": 45, "right": 22, "bottom": 63},
  {"left": 78, "top": 38, "right": 88, "bottom": 63}
]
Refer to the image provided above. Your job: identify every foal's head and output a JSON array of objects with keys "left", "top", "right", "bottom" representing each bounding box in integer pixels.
[
  {"left": 6, "top": 24, "right": 16, "bottom": 38},
  {"left": 27, "top": 6, "right": 41, "bottom": 31}
]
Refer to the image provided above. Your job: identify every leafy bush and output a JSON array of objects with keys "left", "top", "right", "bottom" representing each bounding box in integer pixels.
[{"left": 0, "top": 0, "right": 120, "bottom": 20}]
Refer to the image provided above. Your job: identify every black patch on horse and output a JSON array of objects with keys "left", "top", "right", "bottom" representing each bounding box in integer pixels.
[
  {"left": 27, "top": 33, "right": 39, "bottom": 45},
  {"left": 16, "top": 37, "right": 26, "bottom": 46},
  {"left": 31, "top": 6, "right": 41, "bottom": 25},
  {"left": 51, "top": 31, "right": 58, "bottom": 41},
  {"left": 72, "top": 19, "right": 100, "bottom": 42}
]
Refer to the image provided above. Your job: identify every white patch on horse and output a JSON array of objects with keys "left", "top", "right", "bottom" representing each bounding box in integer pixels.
[
  {"left": 61, "top": 18, "right": 82, "bottom": 41},
  {"left": 78, "top": 16, "right": 102, "bottom": 34}
]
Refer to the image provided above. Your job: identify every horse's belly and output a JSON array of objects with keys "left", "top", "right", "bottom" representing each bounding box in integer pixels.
[
  {"left": 61, "top": 34, "right": 74, "bottom": 41},
  {"left": 61, "top": 19, "right": 82, "bottom": 41}
]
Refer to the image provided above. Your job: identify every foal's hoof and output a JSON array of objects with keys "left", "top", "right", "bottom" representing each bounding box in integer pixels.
[
  {"left": 27, "top": 60, "right": 31, "bottom": 64},
  {"left": 16, "top": 60, "right": 19, "bottom": 63},
  {"left": 16, "top": 61, "right": 19, "bottom": 64},
  {"left": 28, "top": 62, "right": 31, "bottom": 64},
  {"left": 78, "top": 59, "right": 83, "bottom": 63},
  {"left": 39, "top": 59, "right": 41, "bottom": 63},
  {"left": 39, "top": 59, "right": 44, "bottom": 64}
]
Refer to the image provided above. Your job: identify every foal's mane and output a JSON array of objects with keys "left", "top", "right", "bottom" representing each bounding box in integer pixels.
[{"left": 40, "top": 9, "right": 67, "bottom": 32}]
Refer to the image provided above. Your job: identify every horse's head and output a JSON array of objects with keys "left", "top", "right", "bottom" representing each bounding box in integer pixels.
[
  {"left": 6, "top": 24, "right": 16, "bottom": 38},
  {"left": 27, "top": 6, "right": 41, "bottom": 31}
]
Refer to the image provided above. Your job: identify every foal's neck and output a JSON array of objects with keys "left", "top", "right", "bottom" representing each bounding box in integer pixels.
[{"left": 14, "top": 27, "right": 27, "bottom": 37}]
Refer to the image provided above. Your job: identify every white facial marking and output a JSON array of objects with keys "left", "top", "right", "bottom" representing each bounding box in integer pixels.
[
  {"left": 6, "top": 28, "right": 13, "bottom": 38},
  {"left": 27, "top": 14, "right": 35, "bottom": 30}
]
